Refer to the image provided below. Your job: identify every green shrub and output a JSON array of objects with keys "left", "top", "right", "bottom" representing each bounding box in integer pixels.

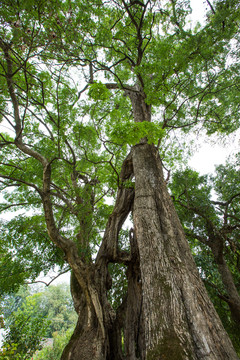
[{"left": 33, "top": 329, "right": 73, "bottom": 360}]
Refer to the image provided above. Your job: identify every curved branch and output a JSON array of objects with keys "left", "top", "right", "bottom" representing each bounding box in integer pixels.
[
  {"left": 96, "top": 151, "right": 134, "bottom": 264},
  {"left": 26, "top": 267, "right": 71, "bottom": 287},
  {"left": 0, "top": 40, "right": 48, "bottom": 166},
  {"left": 0, "top": 202, "right": 30, "bottom": 212},
  {"left": 0, "top": 174, "right": 42, "bottom": 196}
]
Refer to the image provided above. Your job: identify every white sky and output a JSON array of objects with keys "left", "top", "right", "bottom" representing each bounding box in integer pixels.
[
  {"left": 191, "top": 0, "right": 206, "bottom": 24},
  {"left": 189, "top": 133, "right": 240, "bottom": 174}
]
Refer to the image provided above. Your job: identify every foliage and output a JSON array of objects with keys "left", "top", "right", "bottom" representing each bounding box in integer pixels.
[
  {"left": 1, "top": 292, "right": 49, "bottom": 359},
  {"left": 0, "top": 215, "right": 66, "bottom": 294},
  {"left": 88, "top": 82, "right": 111, "bottom": 101},
  {"left": 0, "top": 0, "right": 239, "bottom": 293},
  {"left": 0, "top": 343, "right": 22, "bottom": 360},
  {"left": 204, "top": 280, "right": 240, "bottom": 355},
  {"left": 169, "top": 154, "right": 240, "bottom": 281},
  {"left": 38, "top": 284, "right": 77, "bottom": 337},
  {"left": 110, "top": 120, "right": 165, "bottom": 146},
  {"left": 108, "top": 262, "right": 128, "bottom": 310},
  {"left": 1, "top": 284, "right": 77, "bottom": 360},
  {"left": 32, "top": 328, "right": 73, "bottom": 360}
]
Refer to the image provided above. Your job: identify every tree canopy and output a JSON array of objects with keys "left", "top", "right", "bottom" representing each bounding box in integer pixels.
[
  {"left": 0, "top": 0, "right": 239, "bottom": 294},
  {"left": 0, "top": 0, "right": 240, "bottom": 359}
]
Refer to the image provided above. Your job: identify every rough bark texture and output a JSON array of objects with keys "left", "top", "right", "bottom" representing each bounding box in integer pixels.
[
  {"left": 61, "top": 143, "right": 239, "bottom": 360},
  {"left": 61, "top": 154, "right": 137, "bottom": 360},
  {"left": 131, "top": 143, "right": 239, "bottom": 360},
  {"left": 211, "top": 241, "right": 240, "bottom": 326},
  {"left": 126, "top": 89, "right": 151, "bottom": 123}
]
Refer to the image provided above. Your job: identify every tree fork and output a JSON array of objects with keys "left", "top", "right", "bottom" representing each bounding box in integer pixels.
[
  {"left": 61, "top": 143, "right": 239, "bottom": 359},
  {"left": 61, "top": 152, "right": 136, "bottom": 360}
]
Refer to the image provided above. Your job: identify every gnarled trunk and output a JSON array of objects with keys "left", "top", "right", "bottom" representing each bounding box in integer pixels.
[{"left": 61, "top": 143, "right": 239, "bottom": 360}]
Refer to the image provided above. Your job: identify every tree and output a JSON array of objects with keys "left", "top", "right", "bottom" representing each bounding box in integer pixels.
[
  {"left": 38, "top": 284, "right": 78, "bottom": 337},
  {"left": 0, "top": 0, "right": 240, "bottom": 359},
  {"left": 1, "top": 284, "right": 77, "bottom": 359},
  {"left": 33, "top": 328, "right": 74, "bottom": 360},
  {"left": 169, "top": 155, "right": 240, "bottom": 353},
  {"left": 1, "top": 287, "right": 49, "bottom": 360}
]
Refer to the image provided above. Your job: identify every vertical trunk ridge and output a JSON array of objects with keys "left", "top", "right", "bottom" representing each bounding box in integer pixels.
[{"left": 132, "top": 143, "right": 239, "bottom": 360}]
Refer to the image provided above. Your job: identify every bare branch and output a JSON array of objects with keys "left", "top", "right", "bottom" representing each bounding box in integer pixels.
[
  {"left": 206, "top": 0, "right": 216, "bottom": 14},
  {"left": 0, "top": 40, "right": 48, "bottom": 166},
  {"left": 26, "top": 267, "right": 71, "bottom": 287},
  {"left": 0, "top": 202, "right": 30, "bottom": 212}
]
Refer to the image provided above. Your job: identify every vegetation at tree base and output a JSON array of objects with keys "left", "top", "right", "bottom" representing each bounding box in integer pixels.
[
  {"left": 0, "top": 284, "right": 77, "bottom": 360},
  {"left": 32, "top": 329, "right": 73, "bottom": 360},
  {"left": 0, "top": 0, "right": 239, "bottom": 359},
  {"left": 1, "top": 291, "right": 49, "bottom": 360}
]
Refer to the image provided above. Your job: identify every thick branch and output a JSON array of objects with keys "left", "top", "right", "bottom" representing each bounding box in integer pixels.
[
  {"left": 0, "top": 174, "right": 42, "bottom": 196},
  {"left": 0, "top": 40, "right": 48, "bottom": 166},
  {"left": 96, "top": 151, "right": 134, "bottom": 264}
]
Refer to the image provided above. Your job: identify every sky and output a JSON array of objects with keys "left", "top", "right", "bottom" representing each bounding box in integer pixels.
[
  {"left": 189, "top": 133, "right": 240, "bottom": 174},
  {"left": 191, "top": 0, "right": 206, "bottom": 23}
]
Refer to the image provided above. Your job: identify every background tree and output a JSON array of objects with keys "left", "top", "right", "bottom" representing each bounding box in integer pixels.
[
  {"left": 39, "top": 284, "right": 78, "bottom": 337},
  {"left": 1, "top": 287, "right": 49, "bottom": 360},
  {"left": 1, "top": 284, "right": 77, "bottom": 359},
  {"left": 0, "top": 0, "right": 240, "bottom": 359},
  {"left": 32, "top": 329, "right": 74, "bottom": 360}
]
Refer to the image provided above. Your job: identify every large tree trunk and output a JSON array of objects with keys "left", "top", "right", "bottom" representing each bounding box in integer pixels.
[
  {"left": 61, "top": 143, "right": 239, "bottom": 360},
  {"left": 131, "top": 143, "right": 239, "bottom": 359}
]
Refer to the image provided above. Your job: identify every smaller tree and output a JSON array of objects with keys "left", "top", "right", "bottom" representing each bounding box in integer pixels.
[
  {"left": 38, "top": 284, "right": 77, "bottom": 337},
  {"left": 1, "top": 284, "right": 77, "bottom": 360},
  {"left": 1, "top": 291, "right": 49, "bottom": 360},
  {"left": 33, "top": 329, "right": 73, "bottom": 360}
]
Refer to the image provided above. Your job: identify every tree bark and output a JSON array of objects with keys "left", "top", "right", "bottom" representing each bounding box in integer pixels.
[
  {"left": 60, "top": 154, "right": 136, "bottom": 360},
  {"left": 61, "top": 143, "right": 239, "bottom": 360},
  {"left": 211, "top": 241, "right": 240, "bottom": 326},
  {"left": 131, "top": 143, "right": 239, "bottom": 360}
]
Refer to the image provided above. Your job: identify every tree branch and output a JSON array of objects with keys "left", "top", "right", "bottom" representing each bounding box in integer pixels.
[
  {"left": 206, "top": 0, "right": 216, "bottom": 14},
  {"left": 0, "top": 202, "right": 30, "bottom": 212},
  {"left": 26, "top": 267, "right": 71, "bottom": 287},
  {"left": 0, "top": 174, "right": 42, "bottom": 196},
  {"left": 0, "top": 40, "right": 48, "bottom": 166}
]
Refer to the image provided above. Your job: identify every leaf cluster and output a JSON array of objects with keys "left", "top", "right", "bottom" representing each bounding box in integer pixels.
[{"left": 1, "top": 284, "right": 77, "bottom": 359}]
